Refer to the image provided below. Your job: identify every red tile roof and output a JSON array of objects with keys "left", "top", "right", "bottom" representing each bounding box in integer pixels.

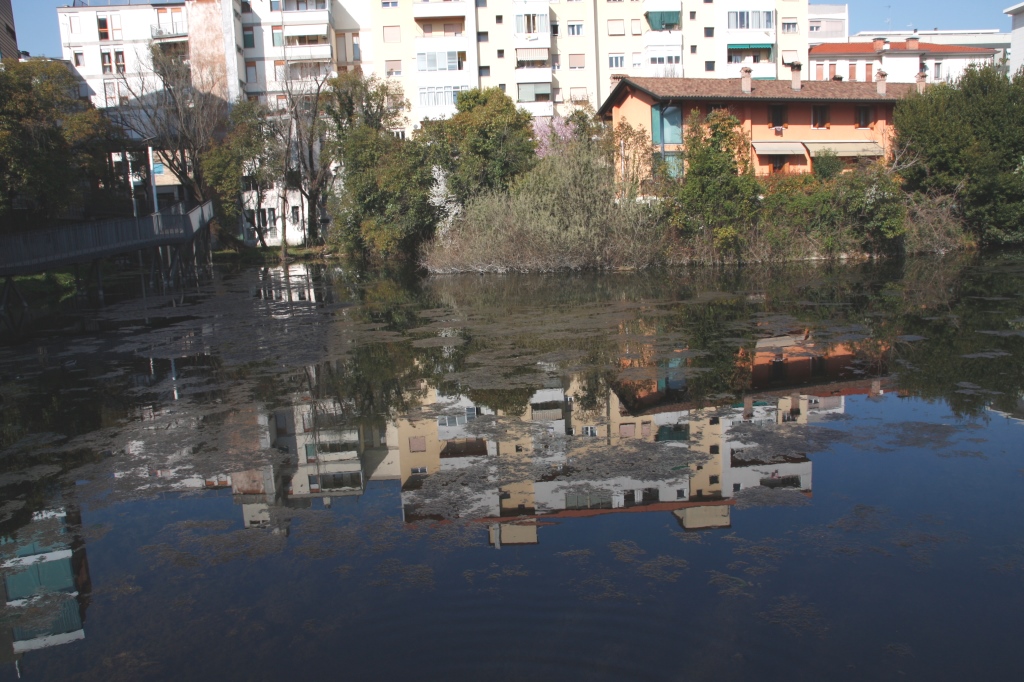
[
  {"left": 597, "top": 77, "right": 916, "bottom": 116},
  {"left": 810, "top": 41, "right": 995, "bottom": 56}
]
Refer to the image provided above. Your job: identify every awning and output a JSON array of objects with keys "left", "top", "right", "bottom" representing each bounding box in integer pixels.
[
  {"left": 728, "top": 43, "right": 774, "bottom": 50},
  {"left": 645, "top": 11, "right": 681, "bottom": 31},
  {"left": 781, "top": 50, "right": 799, "bottom": 64},
  {"left": 516, "top": 48, "right": 549, "bottom": 61},
  {"left": 804, "top": 141, "right": 885, "bottom": 157},
  {"left": 752, "top": 141, "right": 807, "bottom": 156}
]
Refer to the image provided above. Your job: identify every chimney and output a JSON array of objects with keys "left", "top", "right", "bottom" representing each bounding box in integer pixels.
[
  {"left": 876, "top": 70, "right": 888, "bottom": 96},
  {"left": 907, "top": 35, "right": 920, "bottom": 51},
  {"left": 872, "top": 37, "right": 885, "bottom": 51},
  {"left": 915, "top": 71, "right": 927, "bottom": 94},
  {"left": 740, "top": 66, "right": 753, "bottom": 94},
  {"left": 790, "top": 61, "right": 802, "bottom": 91}
]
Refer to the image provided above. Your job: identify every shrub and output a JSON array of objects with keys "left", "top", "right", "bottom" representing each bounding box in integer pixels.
[{"left": 812, "top": 149, "right": 844, "bottom": 180}]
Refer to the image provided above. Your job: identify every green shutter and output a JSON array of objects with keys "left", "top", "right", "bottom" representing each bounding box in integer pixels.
[
  {"left": 645, "top": 11, "right": 681, "bottom": 31},
  {"left": 651, "top": 105, "right": 663, "bottom": 145}
]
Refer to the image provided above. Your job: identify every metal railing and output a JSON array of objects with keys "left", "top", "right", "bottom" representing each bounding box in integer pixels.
[{"left": 0, "top": 202, "right": 213, "bottom": 277}]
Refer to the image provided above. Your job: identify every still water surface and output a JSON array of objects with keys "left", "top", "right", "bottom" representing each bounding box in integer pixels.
[{"left": 1, "top": 257, "right": 1023, "bottom": 680}]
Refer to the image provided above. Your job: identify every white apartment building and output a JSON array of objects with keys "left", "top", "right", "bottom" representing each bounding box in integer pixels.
[
  {"left": 809, "top": 36, "right": 996, "bottom": 84},
  {"left": 0, "top": 0, "right": 18, "bottom": 60},
  {"left": 807, "top": 3, "right": 847, "bottom": 45},
  {"left": 1004, "top": 3, "right": 1024, "bottom": 74},
  {"left": 852, "top": 29, "right": 1012, "bottom": 71}
]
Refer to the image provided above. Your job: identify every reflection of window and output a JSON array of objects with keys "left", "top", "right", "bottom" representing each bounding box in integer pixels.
[
  {"left": 709, "top": 475, "right": 720, "bottom": 484},
  {"left": 582, "top": 426, "right": 598, "bottom": 437},
  {"left": 409, "top": 437, "right": 427, "bottom": 453},
  {"left": 411, "top": 466, "right": 427, "bottom": 474},
  {"left": 677, "top": 489, "right": 687, "bottom": 499},
  {"left": 710, "top": 445, "right": 720, "bottom": 455}
]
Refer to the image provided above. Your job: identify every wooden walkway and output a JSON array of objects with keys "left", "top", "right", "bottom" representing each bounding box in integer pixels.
[{"left": 0, "top": 202, "right": 214, "bottom": 278}]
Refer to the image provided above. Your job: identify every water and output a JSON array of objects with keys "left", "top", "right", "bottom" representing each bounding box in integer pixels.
[{"left": 1, "top": 256, "right": 1023, "bottom": 680}]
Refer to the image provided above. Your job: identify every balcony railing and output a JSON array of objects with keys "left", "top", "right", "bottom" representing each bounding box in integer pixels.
[
  {"left": 413, "top": 1, "right": 469, "bottom": 20},
  {"left": 151, "top": 23, "right": 188, "bottom": 39}
]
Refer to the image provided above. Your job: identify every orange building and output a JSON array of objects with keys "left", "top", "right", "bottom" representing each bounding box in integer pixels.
[{"left": 596, "top": 67, "right": 917, "bottom": 177}]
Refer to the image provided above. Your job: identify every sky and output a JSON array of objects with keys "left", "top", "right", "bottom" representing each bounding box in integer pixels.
[{"left": 11, "top": 0, "right": 1020, "bottom": 59}]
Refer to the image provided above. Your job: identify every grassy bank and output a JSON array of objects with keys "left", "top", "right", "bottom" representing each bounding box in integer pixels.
[{"left": 212, "top": 246, "right": 326, "bottom": 267}]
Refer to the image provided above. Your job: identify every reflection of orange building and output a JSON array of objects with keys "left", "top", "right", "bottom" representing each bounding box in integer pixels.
[{"left": 743, "top": 333, "right": 888, "bottom": 391}]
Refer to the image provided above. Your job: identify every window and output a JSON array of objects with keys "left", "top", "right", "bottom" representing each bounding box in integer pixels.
[
  {"left": 73, "top": 51, "right": 83, "bottom": 67},
  {"left": 497, "top": 49, "right": 505, "bottom": 58},
  {"left": 517, "top": 82, "right": 551, "bottom": 102},
  {"left": 241, "top": 1, "right": 252, "bottom": 13},
  {"left": 705, "top": 60, "right": 715, "bottom": 71},
  {"left": 855, "top": 105, "right": 873, "bottom": 129},
  {"left": 274, "top": 60, "right": 285, "bottom": 80},
  {"left": 115, "top": 50, "right": 125, "bottom": 74},
  {"left": 690, "top": 45, "right": 697, "bottom": 54},
  {"left": 551, "top": 53, "right": 560, "bottom": 70},
  {"left": 782, "top": 21, "right": 798, "bottom": 34},
  {"left": 609, "top": 54, "right": 624, "bottom": 69},
  {"left": 516, "top": 14, "right": 548, "bottom": 34},
  {"left": 476, "top": 0, "right": 487, "bottom": 6},
  {"left": 272, "top": 26, "right": 283, "bottom": 47},
  {"left": 689, "top": 11, "right": 696, "bottom": 20},
  {"left": 498, "top": 83, "right": 506, "bottom": 93},
  {"left": 632, "top": 19, "right": 642, "bottom": 35},
  {"left": 385, "top": 60, "right": 402, "bottom": 76},
  {"left": 550, "top": 22, "right": 559, "bottom": 36},
  {"left": 607, "top": 19, "right": 625, "bottom": 36},
  {"left": 444, "top": 23, "right": 462, "bottom": 37},
  {"left": 97, "top": 15, "right": 109, "bottom": 41},
  {"left": 709, "top": 475, "right": 720, "bottom": 485},
  {"left": 632, "top": 52, "right": 642, "bottom": 67},
  {"left": 246, "top": 61, "right": 257, "bottom": 83},
  {"left": 352, "top": 35, "right": 360, "bottom": 61},
  {"left": 569, "top": 53, "right": 585, "bottom": 70},
  {"left": 153, "top": 162, "right": 165, "bottom": 175},
  {"left": 417, "top": 51, "right": 466, "bottom": 72},
  {"left": 812, "top": 105, "right": 830, "bottom": 129},
  {"left": 934, "top": 62, "right": 943, "bottom": 80},
  {"left": 496, "top": 15, "right": 503, "bottom": 24},
  {"left": 291, "top": 206, "right": 300, "bottom": 223},
  {"left": 651, "top": 104, "right": 682, "bottom": 145},
  {"left": 383, "top": 26, "right": 401, "bottom": 43},
  {"left": 110, "top": 14, "right": 122, "bottom": 40},
  {"left": 423, "top": 23, "right": 432, "bottom": 35},
  {"left": 478, "top": 31, "right": 488, "bottom": 42},
  {"left": 243, "top": 27, "right": 255, "bottom": 49},
  {"left": 570, "top": 87, "right": 588, "bottom": 102},
  {"left": 70, "top": 16, "right": 80, "bottom": 34},
  {"left": 101, "top": 51, "right": 112, "bottom": 74},
  {"left": 710, "top": 445, "right": 720, "bottom": 455},
  {"left": 582, "top": 426, "right": 598, "bottom": 437},
  {"left": 336, "top": 37, "right": 347, "bottom": 62},
  {"left": 382, "top": 1, "right": 398, "bottom": 6},
  {"left": 769, "top": 104, "right": 787, "bottom": 128},
  {"left": 704, "top": 27, "right": 714, "bottom": 38},
  {"left": 728, "top": 11, "right": 772, "bottom": 29},
  {"left": 479, "top": 65, "right": 490, "bottom": 76},
  {"left": 567, "top": 21, "right": 583, "bottom": 36},
  {"left": 271, "top": 0, "right": 281, "bottom": 9}
]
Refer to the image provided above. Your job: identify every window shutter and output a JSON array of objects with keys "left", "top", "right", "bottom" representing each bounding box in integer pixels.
[
  {"left": 515, "top": 15, "right": 524, "bottom": 33},
  {"left": 651, "top": 105, "right": 663, "bottom": 145},
  {"left": 568, "top": 53, "right": 585, "bottom": 69},
  {"left": 607, "top": 19, "right": 625, "bottom": 35},
  {"left": 383, "top": 25, "right": 400, "bottom": 43}
]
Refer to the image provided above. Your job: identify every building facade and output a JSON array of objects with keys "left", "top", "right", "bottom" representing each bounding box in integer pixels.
[
  {"left": 597, "top": 72, "right": 915, "bottom": 177},
  {"left": 807, "top": 3, "right": 847, "bottom": 45},
  {"left": 0, "top": 0, "right": 17, "bottom": 60},
  {"left": 809, "top": 37, "right": 995, "bottom": 84},
  {"left": 852, "top": 29, "right": 1011, "bottom": 72}
]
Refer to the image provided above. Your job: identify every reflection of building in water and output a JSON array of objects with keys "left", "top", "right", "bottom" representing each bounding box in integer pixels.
[
  {"left": 1, "top": 509, "right": 91, "bottom": 666},
  {"left": 745, "top": 333, "right": 887, "bottom": 391},
  {"left": 231, "top": 378, "right": 397, "bottom": 528}
]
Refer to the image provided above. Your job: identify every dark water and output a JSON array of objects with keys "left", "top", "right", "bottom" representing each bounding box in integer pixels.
[{"left": 1, "top": 256, "right": 1023, "bottom": 680}]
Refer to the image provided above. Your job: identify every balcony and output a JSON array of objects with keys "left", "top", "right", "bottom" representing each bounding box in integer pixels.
[
  {"left": 514, "top": 31, "right": 551, "bottom": 51},
  {"left": 514, "top": 66, "right": 552, "bottom": 84},
  {"left": 412, "top": 1, "right": 469, "bottom": 19},
  {"left": 151, "top": 23, "right": 188, "bottom": 40},
  {"left": 643, "top": 0, "right": 682, "bottom": 11},
  {"left": 413, "top": 35, "right": 469, "bottom": 55},
  {"left": 281, "top": 8, "right": 331, "bottom": 28},
  {"left": 284, "top": 43, "right": 332, "bottom": 61},
  {"left": 517, "top": 101, "right": 554, "bottom": 118}
]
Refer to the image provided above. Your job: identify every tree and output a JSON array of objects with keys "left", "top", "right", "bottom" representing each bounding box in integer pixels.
[
  {"left": 673, "top": 109, "right": 760, "bottom": 249},
  {"left": 114, "top": 44, "right": 229, "bottom": 204},
  {"left": 418, "top": 87, "right": 537, "bottom": 202},
  {"left": 203, "top": 99, "right": 285, "bottom": 247},
  {"left": 894, "top": 64, "right": 1024, "bottom": 244},
  {"left": 0, "top": 59, "right": 117, "bottom": 228},
  {"left": 812, "top": 149, "right": 844, "bottom": 180}
]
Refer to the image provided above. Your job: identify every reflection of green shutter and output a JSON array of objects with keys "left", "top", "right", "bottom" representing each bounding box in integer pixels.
[
  {"left": 651, "top": 104, "right": 663, "bottom": 145},
  {"left": 305, "top": 443, "right": 316, "bottom": 459},
  {"left": 645, "top": 11, "right": 680, "bottom": 31}
]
